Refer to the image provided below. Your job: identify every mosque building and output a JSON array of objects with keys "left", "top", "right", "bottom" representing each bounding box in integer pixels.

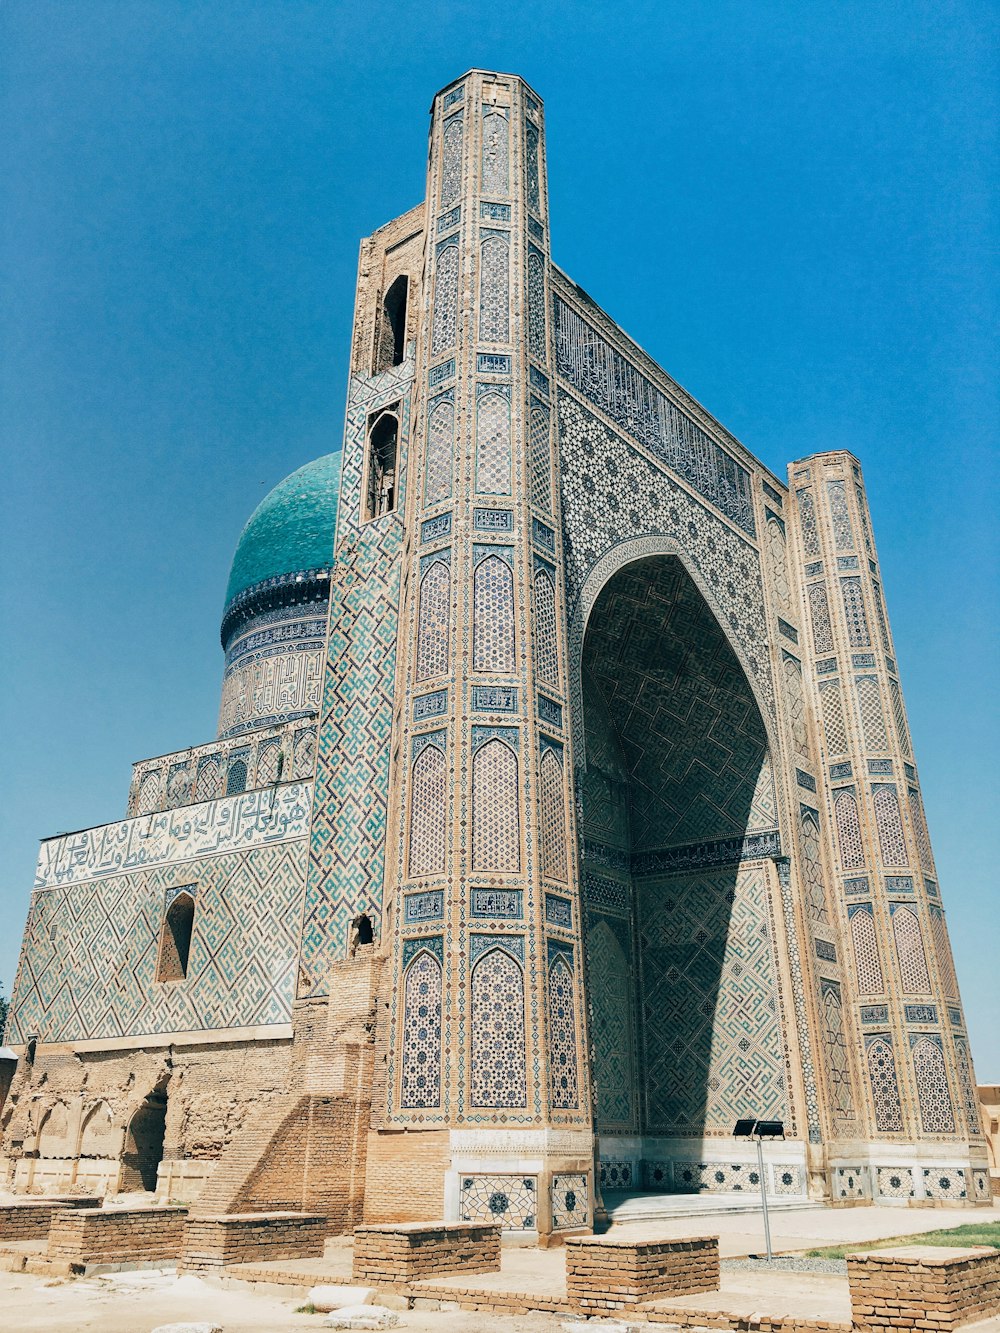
[{"left": 1, "top": 70, "right": 989, "bottom": 1241}]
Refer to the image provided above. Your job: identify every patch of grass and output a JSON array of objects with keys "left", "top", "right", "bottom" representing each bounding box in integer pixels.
[
  {"left": 805, "top": 1220, "right": 1000, "bottom": 1261},
  {"left": 294, "top": 1302, "right": 318, "bottom": 1314}
]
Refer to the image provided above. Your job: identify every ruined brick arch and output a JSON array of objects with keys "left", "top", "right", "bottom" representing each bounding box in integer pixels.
[
  {"left": 120, "top": 1074, "right": 169, "bottom": 1193},
  {"left": 79, "top": 1099, "right": 119, "bottom": 1159},
  {"left": 35, "top": 1100, "right": 70, "bottom": 1158}
]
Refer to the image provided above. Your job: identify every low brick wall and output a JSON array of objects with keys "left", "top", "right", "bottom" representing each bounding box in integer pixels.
[
  {"left": 565, "top": 1234, "right": 720, "bottom": 1311},
  {"left": 0, "top": 1196, "right": 101, "bottom": 1241},
  {"left": 352, "top": 1222, "right": 502, "bottom": 1285},
  {"left": 848, "top": 1245, "right": 1000, "bottom": 1332},
  {"left": 46, "top": 1206, "right": 187, "bottom": 1269},
  {"left": 182, "top": 1212, "right": 327, "bottom": 1271}
]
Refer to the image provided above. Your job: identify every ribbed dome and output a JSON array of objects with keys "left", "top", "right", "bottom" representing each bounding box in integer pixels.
[{"left": 224, "top": 451, "right": 342, "bottom": 612}]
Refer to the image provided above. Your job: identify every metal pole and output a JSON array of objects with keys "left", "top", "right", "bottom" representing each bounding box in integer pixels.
[{"left": 756, "top": 1134, "right": 773, "bottom": 1262}]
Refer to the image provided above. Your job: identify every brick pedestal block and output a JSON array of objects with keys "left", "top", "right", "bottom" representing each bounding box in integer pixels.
[
  {"left": 565, "top": 1234, "right": 720, "bottom": 1311},
  {"left": 0, "top": 1197, "right": 101, "bottom": 1241},
  {"left": 848, "top": 1245, "right": 1000, "bottom": 1332},
  {"left": 352, "top": 1222, "right": 502, "bottom": 1285},
  {"left": 46, "top": 1206, "right": 187, "bottom": 1269},
  {"left": 182, "top": 1212, "right": 327, "bottom": 1271}
]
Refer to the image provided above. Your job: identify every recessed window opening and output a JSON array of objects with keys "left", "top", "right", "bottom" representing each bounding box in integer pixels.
[
  {"left": 156, "top": 891, "right": 195, "bottom": 982},
  {"left": 349, "top": 913, "right": 375, "bottom": 956},
  {"left": 373, "top": 274, "right": 409, "bottom": 373},
  {"left": 225, "top": 758, "right": 248, "bottom": 795},
  {"left": 365, "top": 409, "right": 399, "bottom": 520}
]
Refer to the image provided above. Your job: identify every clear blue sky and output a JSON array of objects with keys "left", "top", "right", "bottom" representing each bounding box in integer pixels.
[{"left": 2, "top": 2, "right": 997, "bottom": 1073}]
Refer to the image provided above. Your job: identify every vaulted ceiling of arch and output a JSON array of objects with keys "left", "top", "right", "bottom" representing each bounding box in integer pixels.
[{"left": 582, "top": 556, "right": 773, "bottom": 851}]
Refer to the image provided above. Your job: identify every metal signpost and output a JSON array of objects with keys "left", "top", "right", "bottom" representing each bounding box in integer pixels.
[{"left": 733, "top": 1117, "right": 785, "bottom": 1263}]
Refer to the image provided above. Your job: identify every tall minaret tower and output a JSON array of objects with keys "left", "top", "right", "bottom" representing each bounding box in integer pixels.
[{"left": 362, "top": 72, "right": 594, "bottom": 1236}]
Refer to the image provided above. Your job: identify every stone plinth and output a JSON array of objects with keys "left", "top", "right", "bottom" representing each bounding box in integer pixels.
[
  {"left": 46, "top": 1206, "right": 187, "bottom": 1270},
  {"left": 182, "top": 1212, "right": 327, "bottom": 1271},
  {"left": 564, "top": 1233, "right": 720, "bottom": 1311},
  {"left": 847, "top": 1245, "right": 1000, "bottom": 1331},
  {"left": 352, "top": 1222, "right": 501, "bottom": 1285}
]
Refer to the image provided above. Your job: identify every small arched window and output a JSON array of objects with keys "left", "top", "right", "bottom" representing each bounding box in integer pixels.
[
  {"left": 156, "top": 890, "right": 196, "bottom": 982},
  {"left": 373, "top": 274, "right": 409, "bottom": 373},
  {"left": 225, "top": 758, "right": 248, "bottom": 796},
  {"left": 365, "top": 409, "right": 399, "bottom": 520}
]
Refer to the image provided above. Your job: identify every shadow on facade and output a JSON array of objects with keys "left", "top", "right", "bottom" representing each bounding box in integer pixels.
[{"left": 580, "top": 555, "right": 781, "bottom": 1191}]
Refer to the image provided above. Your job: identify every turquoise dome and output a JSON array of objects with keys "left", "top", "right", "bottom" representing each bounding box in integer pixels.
[{"left": 224, "top": 451, "right": 342, "bottom": 611}]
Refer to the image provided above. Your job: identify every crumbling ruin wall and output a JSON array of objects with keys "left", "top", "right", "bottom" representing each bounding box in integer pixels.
[{"left": 0, "top": 1038, "right": 293, "bottom": 1201}]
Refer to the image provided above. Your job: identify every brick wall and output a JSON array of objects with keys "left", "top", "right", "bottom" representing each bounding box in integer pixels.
[
  {"left": 352, "top": 1222, "right": 501, "bottom": 1285},
  {"left": 565, "top": 1234, "right": 720, "bottom": 1311},
  {"left": 0, "top": 1196, "right": 100, "bottom": 1241},
  {"left": 46, "top": 1207, "right": 187, "bottom": 1267},
  {"left": 362, "top": 1129, "right": 450, "bottom": 1223},
  {"left": 848, "top": 1245, "right": 1000, "bottom": 1332},
  {"left": 182, "top": 1212, "right": 327, "bottom": 1271}
]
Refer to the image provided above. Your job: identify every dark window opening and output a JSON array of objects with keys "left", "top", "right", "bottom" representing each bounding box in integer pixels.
[
  {"left": 349, "top": 913, "right": 375, "bottom": 956},
  {"left": 156, "top": 891, "right": 195, "bottom": 982},
  {"left": 365, "top": 410, "right": 399, "bottom": 520},
  {"left": 225, "top": 758, "right": 248, "bottom": 795},
  {"left": 120, "top": 1078, "right": 168, "bottom": 1193},
  {"left": 373, "top": 274, "right": 409, "bottom": 373}
]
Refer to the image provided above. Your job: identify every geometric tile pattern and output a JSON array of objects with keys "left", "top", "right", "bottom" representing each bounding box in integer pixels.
[
  {"left": 416, "top": 558, "right": 451, "bottom": 681},
  {"left": 834, "top": 789, "right": 866, "bottom": 870},
  {"left": 409, "top": 743, "right": 447, "bottom": 877},
  {"left": 8, "top": 839, "right": 306, "bottom": 1043},
  {"left": 401, "top": 950, "right": 443, "bottom": 1108},
  {"left": 431, "top": 240, "right": 459, "bottom": 354},
  {"left": 300, "top": 367, "right": 409, "bottom": 992},
  {"left": 856, "top": 677, "right": 888, "bottom": 752},
  {"left": 529, "top": 399, "right": 551, "bottom": 510},
  {"left": 923, "top": 1167, "right": 966, "bottom": 1200},
  {"left": 850, "top": 908, "right": 885, "bottom": 994},
  {"left": 478, "top": 235, "right": 510, "bottom": 343},
  {"left": 637, "top": 865, "right": 787, "bottom": 1135},
  {"left": 470, "top": 947, "right": 527, "bottom": 1108},
  {"left": 911, "top": 1036, "right": 955, "bottom": 1134},
  {"left": 808, "top": 584, "right": 834, "bottom": 654},
  {"left": 481, "top": 111, "right": 508, "bottom": 195},
  {"left": 547, "top": 954, "right": 579, "bottom": 1109},
  {"left": 527, "top": 250, "right": 546, "bottom": 361},
  {"left": 892, "top": 906, "right": 931, "bottom": 993},
  {"left": 551, "top": 1173, "right": 588, "bottom": 1229},
  {"left": 585, "top": 918, "right": 636, "bottom": 1131},
  {"left": 820, "top": 980, "right": 856, "bottom": 1120},
  {"left": 818, "top": 680, "right": 848, "bottom": 756},
  {"left": 873, "top": 784, "right": 908, "bottom": 866},
  {"left": 953, "top": 1036, "right": 982, "bottom": 1136},
  {"left": 440, "top": 116, "right": 463, "bottom": 206},
  {"left": 532, "top": 563, "right": 559, "bottom": 685},
  {"left": 827, "top": 480, "right": 854, "bottom": 550},
  {"left": 476, "top": 388, "right": 512, "bottom": 495},
  {"left": 472, "top": 738, "right": 520, "bottom": 872},
  {"left": 539, "top": 746, "right": 568, "bottom": 882},
  {"left": 840, "top": 577, "right": 870, "bottom": 648},
  {"left": 473, "top": 553, "right": 515, "bottom": 672},
  {"left": 797, "top": 488, "right": 820, "bottom": 556},
  {"left": 460, "top": 1174, "right": 536, "bottom": 1229},
  {"left": 424, "top": 397, "right": 454, "bottom": 506},
  {"left": 866, "top": 1035, "right": 904, "bottom": 1133},
  {"left": 875, "top": 1167, "right": 915, "bottom": 1199}
]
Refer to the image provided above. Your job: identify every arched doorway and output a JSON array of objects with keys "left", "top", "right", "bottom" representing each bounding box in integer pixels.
[
  {"left": 579, "top": 555, "right": 787, "bottom": 1194},
  {"left": 120, "top": 1078, "right": 168, "bottom": 1193}
]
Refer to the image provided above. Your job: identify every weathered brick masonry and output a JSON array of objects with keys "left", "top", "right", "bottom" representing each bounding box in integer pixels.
[
  {"left": 352, "top": 1222, "right": 502, "bottom": 1285},
  {"left": 564, "top": 1234, "right": 720, "bottom": 1311},
  {"left": 182, "top": 1212, "right": 327, "bottom": 1271},
  {"left": 45, "top": 1206, "right": 187, "bottom": 1268},
  {"left": 848, "top": 1245, "right": 1000, "bottom": 1332},
  {"left": 0, "top": 1197, "right": 99, "bottom": 1241}
]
